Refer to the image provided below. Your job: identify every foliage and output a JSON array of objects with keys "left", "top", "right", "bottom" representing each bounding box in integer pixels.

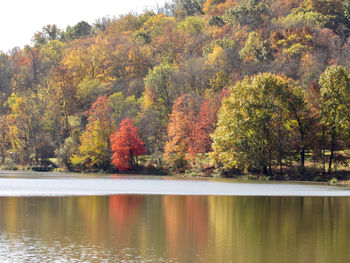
[
  {"left": 177, "top": 16, "right": 207, "bottom": 34},
  {"left": 109, "top": 92, "right": 141, "bottom": 126},
  {"left": 240, "top": 31, "right": 272, "bottom": 64},
  {"left": 110, "top": 118, "right": 146, "bottom": 171},
  {"left": 224, "top": 0, "right": 270, "bottom": 29},
  {"left": 71, "top": 96, "right": 114, "bottom": 170},
  {"left": 143, "top": 63, "right": 175, "bottom": 115},
  {"left": 164, "top": 94, "right": 201, "bottom": 162},
  {"left": 1, "top": 0, "right": 350, "bottom": 178},
  {"left": 274, "top": 7, "right": 331, "bottom": 29},
  {"left": 319, "top": 65, "right": 350, "bottom": 174},
  {"left": 165, "top": 91, "right": 225, "bottom": 169},
  {"left": 77, "top": 79, "right": 110, "bottom": 111},
  {"left": 211, "top": 73, "right": 303, "bottom": 174},
  {"left": 55, "top": 130, "right": 80, "bottom": 169}
]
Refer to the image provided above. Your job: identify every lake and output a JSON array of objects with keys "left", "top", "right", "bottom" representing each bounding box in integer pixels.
[{"left": 0, "top": 171, "right": 350, "bottom": 262}]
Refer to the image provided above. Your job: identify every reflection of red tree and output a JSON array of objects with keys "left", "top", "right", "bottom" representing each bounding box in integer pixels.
[
  {"left": 108, "top": 195, "right": 143, "bottom": 235},
  {"left": 163, "top": 196, "right": 208, "bottom": 261},
  {"left": 185, "top": 197, "right": 208, "bottom": 243}
]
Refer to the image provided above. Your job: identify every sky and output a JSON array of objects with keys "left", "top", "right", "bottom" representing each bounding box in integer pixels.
[{"left": 0, "top": 0, "right": 167, "bottom": 52}]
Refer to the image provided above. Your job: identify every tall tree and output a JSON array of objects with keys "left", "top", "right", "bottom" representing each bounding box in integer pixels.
[
  {"left": 7, "top": 93, "right": 45, "bottom": 164},
  {"left": 319, "top": 65, "right": 350, "bottom": 174},
  {"left": 144, "top": 63, "right": 175, "bottom": 115},
  {"left": 211, "top": 73, "right": 301, "bottom": 175},
  {"left": 71, "top": 96, "right": 114, "bottom": 170},
  {"left": 192, "top": 89, "right": 229, "bottom": 154},
  {"left": 164, "top": 94, "right": 201, "bottom": 163}
]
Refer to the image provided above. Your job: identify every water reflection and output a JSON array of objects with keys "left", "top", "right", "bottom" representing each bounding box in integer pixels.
[{"left": 0, "top": 195, "right": 349, "bottom": 262}]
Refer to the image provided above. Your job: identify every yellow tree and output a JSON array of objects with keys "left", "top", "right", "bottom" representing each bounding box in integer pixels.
[
  {"left": 71, "top": 96, "right": 114, "bottom": 170},
  {"left": 62, "top": 36, "right": 115, "bottom": 83},
  {"left": 49, "top": 65, "right": 78, "bottom": 138},
  {"left": 7, "top": 93, "right": 45, "bottom": 164},
  {"left": 0, "top": 116, "right": 10, "bottom": 164}
]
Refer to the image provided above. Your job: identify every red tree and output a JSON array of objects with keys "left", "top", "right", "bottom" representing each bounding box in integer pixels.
[
  {"left": 165, "top": 91, "right": 229, "bottom": 162},
  {"left": 164, "top": 94, "right": 200, "bottom": 160},
  {"left": 110, "top": 118, "right": 146, "bottom": 171},
  {"left": 191, "top": 89, "right": 230, "bottom": 155}
]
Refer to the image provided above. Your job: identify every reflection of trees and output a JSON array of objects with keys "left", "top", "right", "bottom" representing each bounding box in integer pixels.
[
  {"left": 208, "top": 196, "right": 350, "bottom": 263},
  {"left": 0, "top": 195, "right": 350, "bottom": 262},
  {"left": 0, "top": 197, "right": 21, "bottom": 234},
  {"left": 162, "top": 195, "right": 209, "bottom": 262},
  {"left": 76, "top": 196, "right": 109, "bottom": 241},
  {"left": 108, "top": 195, "right": 143, "bottom": 243}
]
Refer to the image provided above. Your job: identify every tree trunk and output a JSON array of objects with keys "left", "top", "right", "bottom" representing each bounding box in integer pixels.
[
  {"left": 33, "top": 136, "right": 39, "bottom": 165},
  {"left": 322, "top": 126, "right": 326, "bottom": 175},
  {"left": 295, "top": 116, "right": 305, "bottom": 175},
  {"left": 300, "top": 148, "right": 305, "bottom": 174},
  {"left": 328, "top": 136, "right": 335, "bottom": 175},
  {"left": 300, "top": 129, "right": 305, "bottom": 175},
  {"left": 263, "top": 165, "right": 268, "bottom": 175},
  {"left": 268, "top": 150, "right": 272, "bottom": 176},
  {"left": 278, "top": 127, "right": 283, "bottom": 176},
  {"left": 63, "top": 101, "right": 70, "bottom": 138},
  {"left": 278, "top": 145, "right": 282, "bottom": 176},
  {"left": 130, "top": 150, "right": 135, "bottom": 169}
]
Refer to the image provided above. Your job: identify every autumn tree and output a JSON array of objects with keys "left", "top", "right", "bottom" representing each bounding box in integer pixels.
[
  {"left": 110, "top": 118, "right": 146, "bottom": 171},
  {"left": 0, "top": 116, "right": 10, "bottom": 164},
  {"left": 192, "top": 89, "right": 229, "bottom": 154},
  {"left": 164, "top": 94, "right": 201, "bottom": 170},
  {"left": 61, "top": 35, "right": 115, "bottom": 84},
  {"left": 49, "top": 65, "right": 78, "bottom": 138},
  {"left": 71, "top": 96, "right": 114, "bottom": 170},
  {"left": 7, "top": 93, "right": 45, "bottom": 164}
]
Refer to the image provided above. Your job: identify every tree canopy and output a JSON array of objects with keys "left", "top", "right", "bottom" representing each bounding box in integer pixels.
[{"left": 1, "top": 0, "right": 350, "bottom": 178}]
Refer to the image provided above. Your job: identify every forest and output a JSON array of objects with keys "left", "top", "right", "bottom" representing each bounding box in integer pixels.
[{"left": 1, "top": 0, "right": 350, "bottom": 180}]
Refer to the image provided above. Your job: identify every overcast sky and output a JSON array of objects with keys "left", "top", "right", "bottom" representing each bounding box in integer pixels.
[{"left": 0, "top": 0, "right": 167, "bottom": 52}]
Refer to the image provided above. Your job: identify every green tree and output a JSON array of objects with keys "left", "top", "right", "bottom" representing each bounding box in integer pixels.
[
  {"left": 224, "top": 0, "right": 269, "bottom": 29},
  {"left": 109, "top": 92, "right": 141, "bottom": 126},
  {"left": 319, "top": 65, "right": 350, "bottom": 174},
  {"left": 77, "top": 79, "right": 111, "bottom": 111},
  {"left": 211, "top": 73, "right": 301, "bottom": 175},
  {"left": 63, "top": 21, "right": 92, "bottom": 41},
  {"left": 144, "top": 63, "right": 175, "bottom": 115},
  {"left": 239, "top": 31, "right": 272, "bottom": 64}
]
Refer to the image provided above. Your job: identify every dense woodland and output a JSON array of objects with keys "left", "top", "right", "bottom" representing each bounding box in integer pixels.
[{"left": 2, "top": 0, "right": 350, "bottom": 179}]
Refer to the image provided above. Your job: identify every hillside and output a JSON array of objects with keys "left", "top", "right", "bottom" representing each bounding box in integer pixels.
[{"left": 1, "top": 0, "right": 350, "bottom": 179}]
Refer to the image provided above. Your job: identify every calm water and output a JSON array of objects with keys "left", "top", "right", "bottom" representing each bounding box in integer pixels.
[{"left": 0, "top": 173, "right": 350, "bottom": 262}]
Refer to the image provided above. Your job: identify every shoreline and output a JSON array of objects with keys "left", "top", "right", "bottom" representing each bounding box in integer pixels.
[{"left": 1, "top": 169, "right": 350, "bottom": 187}]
